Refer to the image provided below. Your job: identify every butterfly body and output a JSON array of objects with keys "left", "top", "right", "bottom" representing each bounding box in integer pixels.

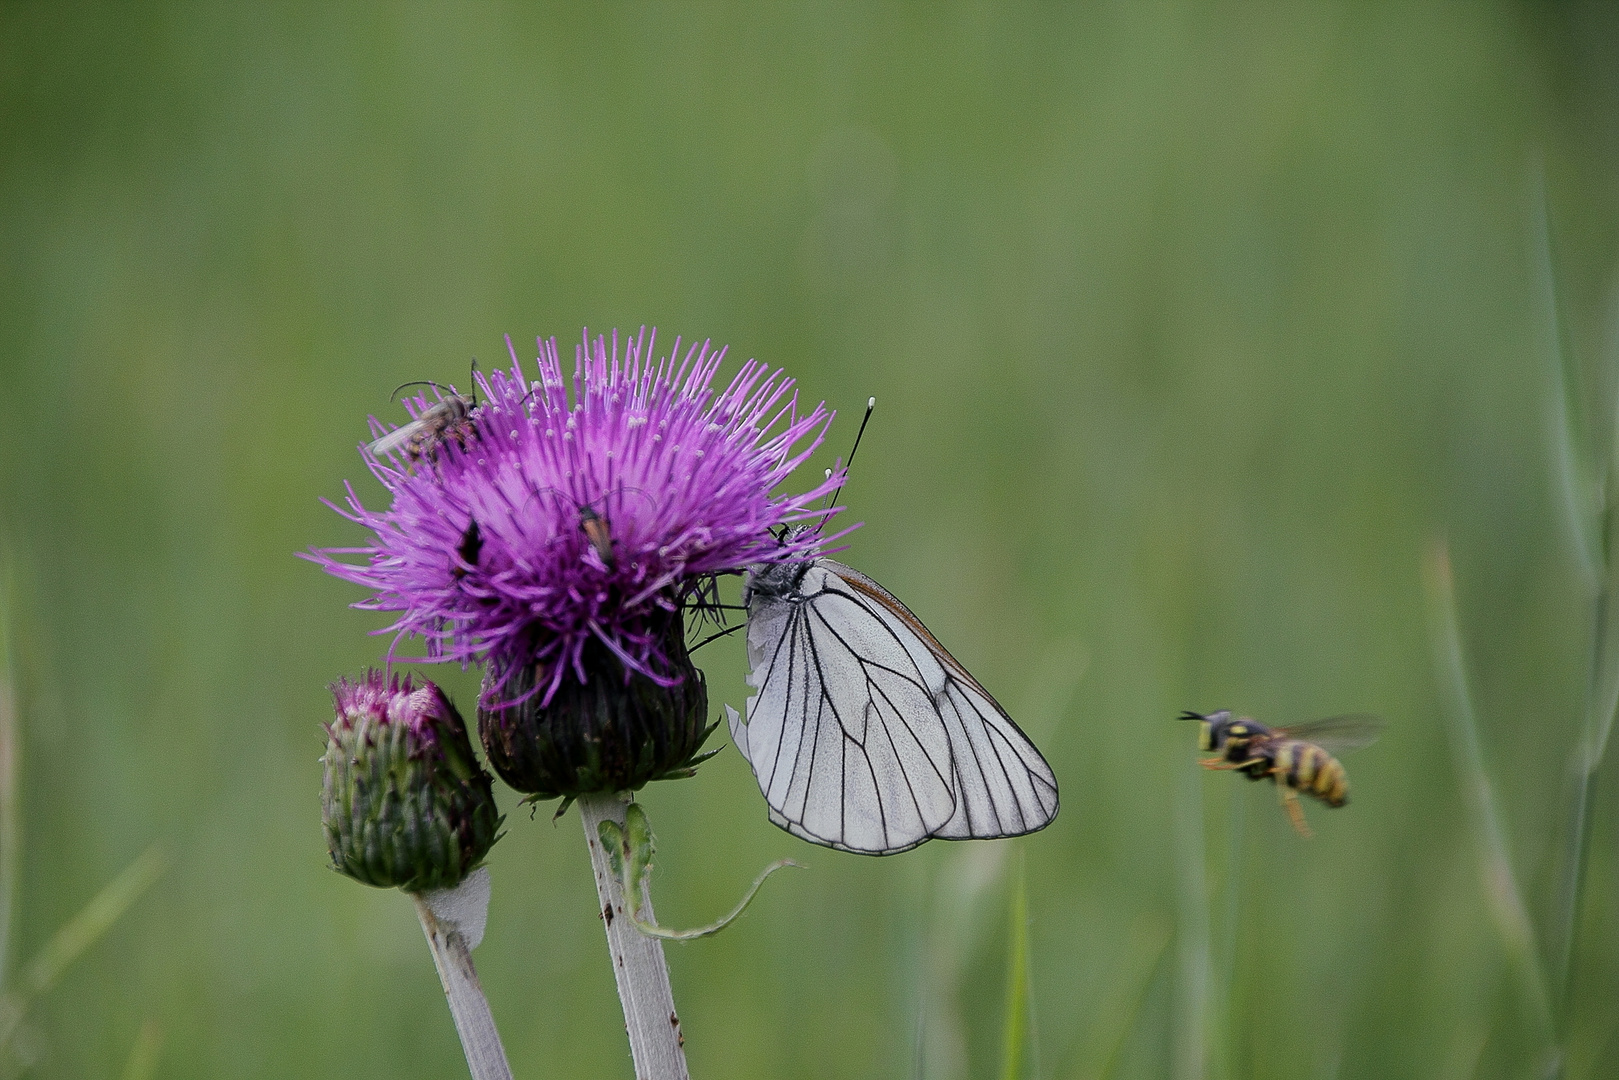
[{"left": 729, "top": 554, "right": 1059, "bottom": 855}]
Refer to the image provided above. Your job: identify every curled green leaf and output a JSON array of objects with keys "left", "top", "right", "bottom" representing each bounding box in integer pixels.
[{"left": 599, "top": 802, "right": 802, "bottom": 941}]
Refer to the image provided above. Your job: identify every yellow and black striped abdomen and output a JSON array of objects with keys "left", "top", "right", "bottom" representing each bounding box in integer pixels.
[{"left": 1276, "top": 740, "right": 1349, "bottom": 808}]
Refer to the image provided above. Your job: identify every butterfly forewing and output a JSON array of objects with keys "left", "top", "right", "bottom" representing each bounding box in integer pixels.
[{"left": 731, "top": 558, "right": 1059, "bottom": 855}]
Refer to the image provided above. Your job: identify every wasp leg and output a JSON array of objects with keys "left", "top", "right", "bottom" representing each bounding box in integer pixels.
[
  {"left": 1278, "top": 786, "right": 1313, "bottom": 838},
  {"left": 1199, "top": 757, "right": 1268, "bottom": 771}
]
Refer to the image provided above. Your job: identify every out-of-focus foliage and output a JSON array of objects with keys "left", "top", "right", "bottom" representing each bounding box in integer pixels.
[{"left": 2, "top": 3, "right": 1618, "bottom": 1078}]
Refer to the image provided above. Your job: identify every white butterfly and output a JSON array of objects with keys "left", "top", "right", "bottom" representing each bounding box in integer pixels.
[{"left": 726, "top": 554, "right": 1060, "bottom": 855}]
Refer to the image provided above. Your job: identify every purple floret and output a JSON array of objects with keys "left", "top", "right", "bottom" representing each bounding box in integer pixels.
[
  {"left": 308, "top": 328, "right": 843, "bottom": 704},
  {"left": 329, "top": 669, "right": 451, "bottom": 740}
]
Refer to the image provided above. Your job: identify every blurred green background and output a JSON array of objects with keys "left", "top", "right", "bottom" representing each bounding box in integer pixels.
[{"left": 4, "top": 3, "right": 1619, "bottom": 1078}]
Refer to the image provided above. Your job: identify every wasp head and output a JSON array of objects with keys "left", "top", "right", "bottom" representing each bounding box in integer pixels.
[{"left": 1182, "top": 709, "right": 1243, "bottom": 752}]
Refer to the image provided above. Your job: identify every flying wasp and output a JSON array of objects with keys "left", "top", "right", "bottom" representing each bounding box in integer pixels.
[
  {"left": 1181, "top": 710, "right": 1383, "bottom": 837},
  {"left": 367, "top": 366, "right": 481, "bottom": 463}
]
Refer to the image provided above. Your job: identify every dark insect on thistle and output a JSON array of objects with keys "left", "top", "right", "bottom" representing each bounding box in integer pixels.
[
  {"left": 452, "top": 517, "right": 482, "bottom": 579},
  {"left": 1181, "top": 710, "right": 1383, "bottom": 837},
  {"left": 367, "top": 365, "right": 481, "bottom": 462},
  {"left": 578, "top": 506, "right": 614, "bottom": 569},
  {"left": 532, "top": 487, "right": 656, "bottom": 571}
]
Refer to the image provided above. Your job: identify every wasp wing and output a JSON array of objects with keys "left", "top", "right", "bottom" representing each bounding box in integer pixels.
[
  {"left": 1273, "top": 713, "right": 1384, "bottom": 753},
  {"left": 729, "top": 560, "right": 1058, "bottom": 855}
]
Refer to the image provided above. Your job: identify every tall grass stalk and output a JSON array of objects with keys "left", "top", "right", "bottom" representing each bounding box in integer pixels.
[
  {"left": 0, "top": 567, "right": 17, "bottom": 989},
  {"left": 1066, "top": 915, "right": 1172, "bottom": 1080},
  {"left": 1422, "top": 543, "right": 1556, "bottom": 1050},
  {"left": 1173, "top": 754, "right": 1210, "bottom": 1080},
  {"left": 0, "top": 566, "right": 167, "bottom": 1069},
  {"left": 1534, "top": 170, "right": 1619, "bottom": 1024},
  {"left": 1209, "top": 789, "right": 1244, "bottom": 1080},
  {"left": 0, "top": 843, "right": 167, "bottom": 1056},
  {"left": 119, "top": 1019, "right": 162, "bottom": 1080},
  {"left": 998, "top": 861, "right": 1031, "bottom": 1080},
  {"left": 920, "top": 843, "right": 1009, "bottom": 1080},
  {"left": 1535, "top": 163, "right": 1601, "bottom": 593}
]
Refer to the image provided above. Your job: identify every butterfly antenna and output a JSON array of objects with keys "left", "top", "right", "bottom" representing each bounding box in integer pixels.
[
  {"left": 689, "top": 621, "right": 746, "bottom": 654},
  {"left": 822, "top": 396, "right": 876, "bottom": 513},
  {"left": 391, "top": 379, "right": 443, "bottom": 402}
]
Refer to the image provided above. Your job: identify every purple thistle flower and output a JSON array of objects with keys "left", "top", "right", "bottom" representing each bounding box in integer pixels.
[{"left": 307, "top": 328, "right": 843, "bottom": 707}]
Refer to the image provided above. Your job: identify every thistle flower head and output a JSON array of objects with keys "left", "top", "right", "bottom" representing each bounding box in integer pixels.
[
  {"left": 308, "top": 328, "right": 842, "bottom": 705},
  {"left": 321, "top": 671, "right": 501, "bottom": 891}
]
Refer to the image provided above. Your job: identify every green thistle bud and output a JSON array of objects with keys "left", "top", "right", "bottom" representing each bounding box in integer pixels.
[
  {"left": 478, "top": 610, "right": 717, "bottom": 801},
  {"left": 322, "top": 672, "right": 502, "bottom": 891}
]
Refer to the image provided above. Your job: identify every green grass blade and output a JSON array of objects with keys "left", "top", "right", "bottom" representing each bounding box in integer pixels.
[
  {"left": 999, "top": 859, "right": 1030, "bottom": 1080},
  {"left": 1423, "top": 542, "right": 1555, "bottom": 1047},
  {"left": 1532, "top": 159, "right": 1601, "bottom": 590},
  {"left": 1532, "top": 165, "right": 1619, "bottom": 1029},
  {"left": 1071, "top": 915, "right": 1173, "bottom": 1080},
  {"left": 21, "top": 844, "right": 167, "bottom": 999},
  {"left": 0, "top": 564, "right": 17, "bottom": 991},
  {"left": 120, "top": 1019, "right": 163, "bottom": 1080},
  {"left": 1174, "top": 753, "right": 1210, "bottom": 1080}
]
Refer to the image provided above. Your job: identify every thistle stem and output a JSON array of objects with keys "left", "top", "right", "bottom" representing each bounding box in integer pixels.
[
  {"left": 411, "top": 870, "right": 513, "bottom": 1080},
  {"left": 578, "top": 791, "right": 690, "bottom": 1080}
]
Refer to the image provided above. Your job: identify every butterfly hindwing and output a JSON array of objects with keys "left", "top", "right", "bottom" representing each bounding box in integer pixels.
[
  {"left": 731, "top": 559, "right": 1059, "bottom": 855},
  {"left": 932, "top": 678, "right": 1059, "bottom": 839},
  {"left": 734, "top": 564, "right": 955, "bottom": 853},
  {"left": 819, "top": 560, "right": 1059, "bottom": 841}
]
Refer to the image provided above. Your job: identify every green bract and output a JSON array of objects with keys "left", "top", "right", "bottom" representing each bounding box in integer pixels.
[
  {"left": 322, "top": 673, "right": 503, "bottom": 891},
  {"left": 477, "top": 610, "right": 718, "bottom": 801}
]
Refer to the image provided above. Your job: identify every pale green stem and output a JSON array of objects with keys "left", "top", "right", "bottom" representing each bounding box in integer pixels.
[
  {"left": 613, "top": 859, "right": 799, "bottom": 942},
  {"left": 578, "top": 791, "right": 690, "bottom": 1080},
  {"left": 410, "top": 869, "right": 512, "bottom": 1080}
]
